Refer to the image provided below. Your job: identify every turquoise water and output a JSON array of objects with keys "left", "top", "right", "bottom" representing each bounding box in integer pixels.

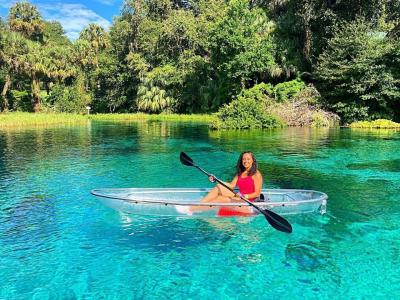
[{"left": 1, "top": 121, "right": 399, "bottom": 299}]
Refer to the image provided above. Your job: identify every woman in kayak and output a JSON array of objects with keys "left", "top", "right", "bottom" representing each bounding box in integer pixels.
[{"left": 178, "top": 151, "right": 263, "bottom": 215}]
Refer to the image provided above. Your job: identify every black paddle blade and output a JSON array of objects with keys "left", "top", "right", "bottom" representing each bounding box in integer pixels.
[
  {"left": 180, "top": 152, "right": 194, "bottom": 167},
  {"left": 261, "top": 209, "right": 293, "bottom": 233}
]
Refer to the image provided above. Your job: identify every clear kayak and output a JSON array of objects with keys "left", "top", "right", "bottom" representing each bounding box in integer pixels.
[{"left": 91, "top": 188, "right": 328, "bottom": 218}]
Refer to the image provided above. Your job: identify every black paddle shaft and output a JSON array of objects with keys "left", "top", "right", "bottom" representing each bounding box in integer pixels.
[
  {"left": 179, "top": 152, "right": 292, "bottom": 233},
  {"left": 195, "top": 165, "right": 261, "bottom": 210}
]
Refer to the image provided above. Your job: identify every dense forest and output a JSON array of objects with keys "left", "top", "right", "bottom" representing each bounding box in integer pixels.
[{"left": 0, "top": 0, "right": 399, "bottom": 125}]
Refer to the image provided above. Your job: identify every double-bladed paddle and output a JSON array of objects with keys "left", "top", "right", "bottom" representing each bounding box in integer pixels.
[{"left": 180, "top": 152, "right": 292, "bottom": 233}]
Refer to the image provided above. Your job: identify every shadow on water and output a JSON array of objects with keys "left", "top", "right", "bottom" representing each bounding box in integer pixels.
[
  {"left": 87, "top": 213, "right": 247, "bottom": 252},
  {"left": 285, "top": 241, "right": 329, "bottom": 271}
]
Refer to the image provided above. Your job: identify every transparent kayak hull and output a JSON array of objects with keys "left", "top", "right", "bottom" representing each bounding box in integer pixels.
[{"left": 91, "top": 188, "right": 328, "bottom": 218}]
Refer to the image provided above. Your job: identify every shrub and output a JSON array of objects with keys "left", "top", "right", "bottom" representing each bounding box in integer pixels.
[
  {"left": 239, "top": 82, "right": 274, "bottom": 102},
  {"left": 44, "top": 77, "right": 90, "bottom": 113},
  {"left": 210, "top": 96, "right": 282, "bottom": 130},
  {"left": 273, "top": 79, "right": 305, "bottom": 102},
  {"left": 10, "top": 90, "right": 32, "bottom": 111},
  {"left": 331, "top": 102, "right": 369, "bottom": 124},
  {"left": 350, "top": 119, "right": 400, "bottom": 128}
]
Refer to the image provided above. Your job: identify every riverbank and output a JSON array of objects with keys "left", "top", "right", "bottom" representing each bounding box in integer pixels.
[
  {"left": 0, "top": 112, "right": 214, "bottom": 128},
  {"left": 2, "top": 112, "right": 399, "bottom": 130}
]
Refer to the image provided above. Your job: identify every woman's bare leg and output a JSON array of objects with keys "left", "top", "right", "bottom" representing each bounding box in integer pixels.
[
  {"left": 200, "top": 184, "right": 253, "bottom": 214},
  {"left": 201, "top": 183, "right": 234, "bottom": 202},
  {"left": 190, "top": 183, "right": 235, "bottom": 212}
]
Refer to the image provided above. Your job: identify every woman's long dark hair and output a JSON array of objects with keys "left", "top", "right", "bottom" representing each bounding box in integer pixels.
[{"left": 236, "top": 151, "right": 257, "bottom": 176}]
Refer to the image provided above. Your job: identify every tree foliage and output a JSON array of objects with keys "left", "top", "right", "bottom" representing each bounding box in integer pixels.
[
  {"left": 315, "top": 19, "right": 400, "bottom": 123},
  {"left": 0, "top": 0, "right": 399, "bottom": 125},
  {"left": 8, "top": 1, "right": 44, "bottom": 41}
]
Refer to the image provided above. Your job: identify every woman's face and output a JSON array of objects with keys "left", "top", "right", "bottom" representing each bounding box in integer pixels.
[{"left": 242, "top": 153, "right": 254, "bottom": 170}]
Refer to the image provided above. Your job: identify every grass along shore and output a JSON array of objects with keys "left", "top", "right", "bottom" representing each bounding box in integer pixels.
[
  {"left": 2, "top": 112, "right": 399, "bottom": 129},
  {"left": 0, "top": 112, "right": 214, "bottom": 128},
  {"left": 90, "top": 113, "right": 214, "bottom": 122},
  {"left": 349, "top": 119, "right": 400, "bottom": 129}
]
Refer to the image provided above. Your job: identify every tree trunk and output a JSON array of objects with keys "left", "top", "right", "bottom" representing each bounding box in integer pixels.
[
  {"left": 31, "top": 75, "right": 41, "bottom": 112},
  {"left": 1, "top": 73, "right": 11, "bottom": 112},
  {"left": 303, "top": 25, "right": 312, "bottom": 63},
  {"left": 299, "top": 0, "right": 313, "bottom": 65}
]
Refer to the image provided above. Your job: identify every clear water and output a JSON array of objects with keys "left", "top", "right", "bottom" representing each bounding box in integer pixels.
[{"left": 1, "top": 121, "right": 399, "bottom": 299}]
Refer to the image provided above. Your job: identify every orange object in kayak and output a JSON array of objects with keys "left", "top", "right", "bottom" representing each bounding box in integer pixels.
[{"left": 217, "top": 207, "right": 256, "bottom": 217}]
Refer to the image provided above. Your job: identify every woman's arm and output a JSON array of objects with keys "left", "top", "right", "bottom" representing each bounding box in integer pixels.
[
  {"left": 210, "top": 175, "right": 238, "bottom": 190},
  {"left": 229, "top": 175, "right": 238, "bottom": 189}
]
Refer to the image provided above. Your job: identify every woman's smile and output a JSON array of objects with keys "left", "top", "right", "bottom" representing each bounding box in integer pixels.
[{"left": 242, "top": 153, "right": 253, "bottom": 170}]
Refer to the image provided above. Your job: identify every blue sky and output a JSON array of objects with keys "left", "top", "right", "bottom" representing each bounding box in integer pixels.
[{"left": 0, "top": 0, "right": 124, "bottom": 40}]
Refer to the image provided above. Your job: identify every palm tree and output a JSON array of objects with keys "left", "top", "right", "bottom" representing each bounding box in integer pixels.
[
  {"left": 0, "top": 31, "right": 29, "bottom": 111},
  {"left": 137, "top": 85, "right": 174, "bottom": 113},
  {"left": 79, "top": 23, "right": 110, "bottom": 55},
  {"left": 19, "top": 40, "right": 77, "bottom": 112},
  {"left": 20, "top": 40, "right": 47, "bottom": 111},
  {"left": 8, "top": 1, "right": 44, "bottom": 42},
  {"left": 72, "top": 39, "right": 97, "bottom": 91}
]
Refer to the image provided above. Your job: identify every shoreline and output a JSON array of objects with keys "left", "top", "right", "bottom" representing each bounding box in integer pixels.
[
  {"left": 0, "top": 112, "right": 214, "bottom": 128},
  {"left": 1, "top": 112, "right": 399, "bottom": 130}
]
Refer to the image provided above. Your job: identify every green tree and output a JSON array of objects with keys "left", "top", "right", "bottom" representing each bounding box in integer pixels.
[
  {"left": 136, "top": 65, "right": 180, "bottom": 113},
  {"left": 14, "top": 39, "right": 76, "bottom": 111},
  {"left": 0, "top": 31, "right": 29, "bottom": 111},
  {"left": 315, "top": 19, "right": 400, "bottom": 123},
  {"left": 156, "top": 10, "right": 199, "bottom": 63},
  {"left": 72, "top": 39, "right": 97, "bottom": 91},
  {"left": 43, "top": 21, "right": 70, "bottom": 46},
  {"left": 79, "top": 23, "right": 110, "bottom": 55},
  {"left": 8, "top": 1, "right": 44, "bottom": 42},
  {"left": 209, "top": 0, "right": 279, "bottom": 106},
  {"left": 93, "top": 52, "right": 136, "bottom": 112}
]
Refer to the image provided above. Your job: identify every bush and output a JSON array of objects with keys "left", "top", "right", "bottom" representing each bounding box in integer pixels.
[
  {"left": 239, "top": 82, "right": 274, "bottom": 102},
  {"left": 210, "top": 95, "right": 282, "bottom": 130},
  {"left": 273, "top": 79, "right": 305, "bottom": 102},
  {"left": 350, "top": 119, "right": 400, "bottom": 128},
  {"left": 44, "top": 77, "right": 91, "bottom": 113},
  {"left": 10, "top": 90, "right": 32, "bottom": 111},
  {"left": 331, "top": 102, "right": 369, "bottom": 124}
]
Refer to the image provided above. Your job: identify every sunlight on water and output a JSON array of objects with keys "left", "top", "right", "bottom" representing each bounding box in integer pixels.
[{"left": 1, "top": 122, "right": 399, "bottom": 299}]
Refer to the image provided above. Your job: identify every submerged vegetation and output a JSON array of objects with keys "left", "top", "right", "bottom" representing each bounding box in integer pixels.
[{"left": 0, "top": 0, "right": 399, "bottom": 129}]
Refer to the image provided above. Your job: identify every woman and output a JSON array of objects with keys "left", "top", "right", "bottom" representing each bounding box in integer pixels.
[{"left": 178, "top": 151, "right": 263, "bottom": 215}]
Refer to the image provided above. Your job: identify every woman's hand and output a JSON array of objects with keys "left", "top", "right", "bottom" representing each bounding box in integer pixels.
[{"left": 235, "top": 193, "right": 248, "bottom": 200}]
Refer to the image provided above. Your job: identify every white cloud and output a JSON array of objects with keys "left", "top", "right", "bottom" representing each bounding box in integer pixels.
[
  {"left": 95, "top": 0, "right": 117, "bottom": 5},
  {"left": 0, "top": 1, "right": 111, "bottom": 40},
  {"left": 40, "top": 3, "right": 111, "bottom": 40},
  {"left": 0, "top": 0, "right": 17, "bottom": 9}
]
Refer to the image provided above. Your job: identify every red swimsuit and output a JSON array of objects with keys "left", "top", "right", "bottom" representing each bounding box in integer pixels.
[
  {"left": 217, "top": 174, "right": 256, "bottom": 217},
  {"left": 236, "top": 175, "right": 256, "bottom": 201}
]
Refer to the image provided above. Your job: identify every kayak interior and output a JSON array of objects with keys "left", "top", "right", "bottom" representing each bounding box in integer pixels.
[{"left": 91, "top": 188, "right": 328, "bottom": 217}]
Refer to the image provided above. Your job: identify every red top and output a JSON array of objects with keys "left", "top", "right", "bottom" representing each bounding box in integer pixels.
[{"left": 236, "top": 175, "right": 255, "bottom": 201}]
